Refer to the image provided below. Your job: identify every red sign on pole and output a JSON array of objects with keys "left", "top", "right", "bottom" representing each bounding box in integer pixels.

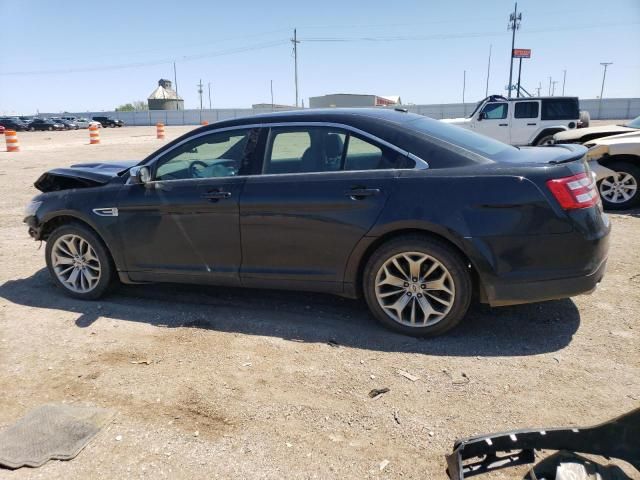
[{"left": 513, "top": 48, "right": 531, "bottom": 58}]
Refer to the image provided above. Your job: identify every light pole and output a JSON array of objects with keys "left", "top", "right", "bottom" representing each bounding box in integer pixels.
[
  {"left": 599, "top": 62, "right": 613, "bottom": 118},
  {"left": 599, "top": 62, "right": 613, "bottom": 99}
]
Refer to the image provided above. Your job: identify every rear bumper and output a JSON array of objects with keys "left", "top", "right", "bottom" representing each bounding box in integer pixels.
[{"left": 486, "top": 255, "right": 607, "bottom": 306}]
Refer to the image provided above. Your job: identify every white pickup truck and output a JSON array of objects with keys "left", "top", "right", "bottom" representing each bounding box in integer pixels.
[{"left": 442, "top": 95, "right": 583, "bottom": 146}]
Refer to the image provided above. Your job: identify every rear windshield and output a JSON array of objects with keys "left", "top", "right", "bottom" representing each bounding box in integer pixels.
[
  {"left": 404, "top": 117, "right": 518, "bottom": 161},
  {"left": 541, "top": 98, "right": 579, "bottom": 120}
]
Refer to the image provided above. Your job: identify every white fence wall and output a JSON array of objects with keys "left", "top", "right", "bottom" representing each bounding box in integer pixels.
[{"left": 44, "top": 98, "right": 639, "bottom": 126}]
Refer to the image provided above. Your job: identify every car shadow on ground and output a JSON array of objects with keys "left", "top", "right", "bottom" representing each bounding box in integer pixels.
[{"left": 0, "top": 269, "right": 581, "bottom": 357}]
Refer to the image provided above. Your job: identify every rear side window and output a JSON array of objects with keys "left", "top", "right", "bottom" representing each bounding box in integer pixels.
[
  {"left": 541, "top": 99, "right": 579, "bottom": 120},
  {"left": 514, "top": 101, "right": 539, "bottom": 119},
  {"left": 264, "top": 127, "right": 414, "bottom": 174}
]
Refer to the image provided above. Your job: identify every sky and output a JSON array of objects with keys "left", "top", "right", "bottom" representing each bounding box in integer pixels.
[{"left": 0, "top": 0, "right": 639, "bottom": 115}]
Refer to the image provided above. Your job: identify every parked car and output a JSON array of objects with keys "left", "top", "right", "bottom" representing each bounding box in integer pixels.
[
  {"left": 51, "top": 117, "right": 78, "bottom": 130},
  {"left": 28, "top": 118, "right": 65, "bottom": 131},
  {"left": 65, "top": 117, "right": 100, "bottom": 129},
  {"left": 583, "top": 131, "right": 640, "bottom": 210},
  {"left": 442, "top": 95, "right": 581, "bottom": 146},
  {"left": 19, "top": 116, "right": 34, "bottom": 125},
  {"left": 92, "top": 116, "right": 124, "bottom": 128},
  {"left": 24, "top": 109, "right": 609, "bottom": 337},
  {"left": 0, "top": 117, "right": 29, "bottom": 131},
  {"left": 554, "top": 115, "right": 640, "bottom": 144}
]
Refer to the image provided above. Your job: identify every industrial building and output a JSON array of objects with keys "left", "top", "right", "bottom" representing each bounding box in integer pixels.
[
  {"left": 147, "top": 79, "right": 184, "bottom": 110},
  {"left": 309, "top": 94, "right": 402, "bottom": 108}
]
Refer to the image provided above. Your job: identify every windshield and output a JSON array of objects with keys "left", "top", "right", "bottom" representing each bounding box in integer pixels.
[
  {"left": 405, "top": 116, "right": 517, "bottom": 161},
  {"left": 625, "top": 116, "right": 640, "bottom": 129},
  {"left": 468, "top": 100, "right": 484, "bottom": 118}
]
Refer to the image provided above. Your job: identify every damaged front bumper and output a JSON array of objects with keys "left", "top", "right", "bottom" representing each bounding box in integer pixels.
[{"left": 446, "top": 407, "right": 640, "bottom": 479}]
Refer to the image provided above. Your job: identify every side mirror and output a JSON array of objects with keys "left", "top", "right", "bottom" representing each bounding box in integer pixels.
[
  {"left": 478, "top": 112, "right": 487, "bottom": 121},
  {"left": 129, "top": 166, "right": 151, "bottom": 184}
]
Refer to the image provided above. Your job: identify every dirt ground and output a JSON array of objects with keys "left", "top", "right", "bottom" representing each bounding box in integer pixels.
[{"left": 0, "top": 126, "right": 638, "bottom": 479}]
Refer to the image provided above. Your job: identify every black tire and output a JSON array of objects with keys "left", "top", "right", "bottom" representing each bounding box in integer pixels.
[
  {"left": 362, "top": 235, "right": 472, "bottom": 337},
  {"left": 535, "top": 134, "right": 555, "bottom": 146},
  {"left": 45, "top": 223, "right": 115, "bottom": 300},
  {"left": 598, "top": 160, "right": 640, "bottom": 210}
]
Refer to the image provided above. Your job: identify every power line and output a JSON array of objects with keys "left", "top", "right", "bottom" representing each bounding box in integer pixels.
[{"left": 0, "top": 40, "right": 289, "bottom": 76}]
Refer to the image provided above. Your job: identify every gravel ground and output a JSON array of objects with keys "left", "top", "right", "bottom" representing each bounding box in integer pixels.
[{"left": 0, "top": 126, "right": 638, "bottom": 479}]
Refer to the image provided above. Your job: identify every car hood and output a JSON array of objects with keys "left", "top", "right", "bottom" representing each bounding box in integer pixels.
[
  {"left": 34, "top": 160, "right": 137, "bottom": 192},
  {"left": 585, "top": 130, "right": 640, "bottom": 146},
  {"left": 554, "top": 124, "right": 635, "bottom": 141}
]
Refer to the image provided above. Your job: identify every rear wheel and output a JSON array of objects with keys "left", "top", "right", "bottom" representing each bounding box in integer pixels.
[
  {"left": 45, "top": 223, "right": 114, "bottom": 299},
  {"left": 598, "top": 161, "right": 640, "bottom": 210},
  {"left": 535, "top": 134, "right": 555, "bottom": 146},
  {"left": 363, "top": 236, "right": 472, "bottom": 337}
]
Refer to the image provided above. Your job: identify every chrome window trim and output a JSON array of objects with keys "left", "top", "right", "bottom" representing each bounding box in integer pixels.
[{"left": 137, "top": 121, "right": 429, "bottom": 185}]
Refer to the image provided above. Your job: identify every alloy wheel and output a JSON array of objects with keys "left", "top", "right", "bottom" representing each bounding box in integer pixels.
[
  {"left": 51, "top": 234, "right": 101, "bottom": 293},
  {"left": 374, "top": 252, "right": 455, "bottom": 327},
  {"left": 599, "top": 171, "right": 638, "bottom": 204}
]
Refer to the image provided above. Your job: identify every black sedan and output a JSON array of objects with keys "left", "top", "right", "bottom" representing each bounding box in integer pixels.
[
  {"left": 28, "top": 118, "right": 65, "bottom": 131},
  {"left": 24, "top": 109, "right": 610, "bottom": 336},
  {"left": 0, "top": 117, "right": 29, "bottom": 131}
]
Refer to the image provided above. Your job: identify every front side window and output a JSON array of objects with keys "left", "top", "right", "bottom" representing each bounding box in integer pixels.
[
  {"left": 514, "top": 101, "right": 539, "bottom": 119},
  {"left": 155, "top": 128, "right": 260, "bottom": 181},
  {"left": 264, "top": 126, "right": 413, "bottom": 174},
  {"left": 481, "top": 103, "right": 508, "bottom": 120}
]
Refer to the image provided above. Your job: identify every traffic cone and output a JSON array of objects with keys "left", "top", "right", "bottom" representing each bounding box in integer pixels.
[
  {"left": 156, "top": 122, "right": 165, "bottom": 140},
  {"left": 89, "top": 125, "right": 100, "bottom": 144},
  {"left": 5, "top": 130, "right": 20, "bottom": 152}
]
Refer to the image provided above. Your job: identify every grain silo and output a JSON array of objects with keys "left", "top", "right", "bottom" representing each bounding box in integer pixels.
[{"left": 147, "top": 79, "right": 184, "bottom": 110}]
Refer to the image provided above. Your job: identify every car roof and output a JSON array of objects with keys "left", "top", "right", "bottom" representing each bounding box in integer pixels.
[{"left": 201, "top": 107, "right": 424, "bottom": 130}]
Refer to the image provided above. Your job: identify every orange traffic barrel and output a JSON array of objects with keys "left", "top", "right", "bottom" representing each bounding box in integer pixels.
[
  {"left": 156, "top": 122, "right": 165, "bottom": 140},
  {"left": 201, "top": 120, "right": 208, "bottom": 125},
  {"left": 89, "top": 125, "right": 100, "bottom": 144},
  {"left": 5, "top": 130, "right": 20, "bottom": 152}
]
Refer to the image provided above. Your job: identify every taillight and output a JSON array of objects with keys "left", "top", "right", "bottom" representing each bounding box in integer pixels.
[{"left": 546, "top": 172, "right": 599, "bottom": 210}]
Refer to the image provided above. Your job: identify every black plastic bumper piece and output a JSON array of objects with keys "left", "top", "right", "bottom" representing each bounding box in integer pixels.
[{"left": 446, "top": 407, "right": 640, "bottom": 479}]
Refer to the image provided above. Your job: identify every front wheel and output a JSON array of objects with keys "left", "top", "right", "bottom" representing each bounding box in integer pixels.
[
  {"left": 45, "top": 224, "right": 114, "bottom": 299},
  {"left": 598, "top": 161, "right": 640, "bottom": 210},
  {"left": 363, "top": 236, "right": 472, "bottom": 337}
]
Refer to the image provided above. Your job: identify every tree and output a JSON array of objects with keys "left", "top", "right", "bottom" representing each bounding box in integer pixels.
[{"left": 115, "top": 100, "right": 148, "bottom": 112}]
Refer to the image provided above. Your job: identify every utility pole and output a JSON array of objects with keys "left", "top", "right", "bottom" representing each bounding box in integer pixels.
[
  {"left": 551, "top": 80, "right": 558, "bottom": 96},
  {"left": 507, "top": 2, "right": 522, "bottom": 97},
  {"left": 548, "top": 76, "right": 552, "bottom": 96},
  {"left": 197, "top": 79, "right": 203, "bottom": 111},
  {"left": 270, "top": 80, "right": 274, "bottom": 111},
  {"left": 536, "top": 82, "right": 541, "bottom": 97},
  {"left": 173, "top": 62, "right": 179, "bottom": 110},
  {"left": 208, "top": 82, "right": 212, "bottom": 109},
  {"left": 599, "top": 62, "right": 613, "bottom": 99},
  {"left": 562, "top": 69, "right": 567, "bottom": 95},
  {"left": 291, "top": 28, "right": 300, "bottom": 107},
  {"left": 516, "top": 58, "right": 523, "bottom": 97},
  {"left": 485, "top": 44, "right": 492, "bottom": 97},
  {"left": 462, "top": 70, "right": 466, "bottom": 104}
]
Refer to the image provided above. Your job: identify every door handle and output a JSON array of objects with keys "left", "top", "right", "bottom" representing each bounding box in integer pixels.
[
  {"left": 499, "top": 123, "right": 508, "bottom": 126},
  {"left": 201, "top": 190, "right": 232, "bottom": 200},
  {"left": 346, "top": 187, "right": 381, "bottom": 199},
  {"left": 527, "top": 123, "right": 537, "bottom": 126}
]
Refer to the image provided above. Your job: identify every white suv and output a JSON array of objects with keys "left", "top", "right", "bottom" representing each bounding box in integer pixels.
[{"left": 442, "top": 95, "right": 581, "bottom": 146}]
